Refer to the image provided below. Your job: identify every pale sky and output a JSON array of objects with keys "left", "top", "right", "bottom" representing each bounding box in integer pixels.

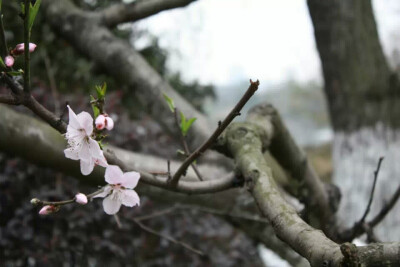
[{"left": 135, "top": 0, "right": 400, "bottom": 87}]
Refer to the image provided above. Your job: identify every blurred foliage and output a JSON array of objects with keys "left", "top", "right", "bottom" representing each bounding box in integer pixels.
[{"left": 2, "top": 0, "right": 215, "bottom": 114}]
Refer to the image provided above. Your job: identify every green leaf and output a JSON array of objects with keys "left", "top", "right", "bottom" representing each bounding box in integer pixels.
[
  {"left": 176, "top": 149, "right": 185, "bottom": 156},
  {"left": 7, "top": 70, "right": 23, "bottom": 76},
  {"left": 101, "top": 82, "right": 107, "bottom": 96},
  {"left": 0, "top": 57, "right": 5, "bottom": 68},
  {"left": 163, "top": 93, "right": 175, "bottom": 113},
  {"left": 90, "top": 95, "right": 100, "bottom": 118},
  {"left": 28, "top": 0, "right": 41, "bottom": 32},
  {"left": 0, "top": 0, "right": 3, "bottom": 12},
  {"left": 179, "top": 111, "right": 186, "bottom": 134},
  {"left": 183, "top": 117, "right": 197, "bottom": 136}
]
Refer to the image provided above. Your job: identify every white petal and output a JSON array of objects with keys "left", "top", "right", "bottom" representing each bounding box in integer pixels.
[
  {"left": 80, "top": 159, "right": 94, "bottom": 176},
  {"left": 121, "top": 190, "right": 140, "bottom": 207},
  {"left": 105, "top": 117, "right": 114, "bottom": 130},
  {"left": 93, "top": 185, "right": 112, "bottom": 198},
  {"left": 105, "top": 165, "right": 124, "bottom": 185},
  {"left": 103, "top": 195, "right": 122, "bottom": 215},
  {"left": 77, "top": 111, "right": 93, "bottom": 135},
  {"left": 95, "top": 156, "right": 108, "bottom": 167},
  {"left": 66, "top": 126, "right": 85, "bottom": 142},
  {"left": 88, "top": 138, "right": 103, "bottom": 159},
  {"left": 121, "top": 171, "right": 140, "bottom": 189},
  {"left": 67, "top": 105, "right": 81, "bottom": 129},
  {"left": 64, "top": 147, "right": 80, "bottom": 160},
  {"left": 79, "top": 139, "right": 92, "bottom": 161}
]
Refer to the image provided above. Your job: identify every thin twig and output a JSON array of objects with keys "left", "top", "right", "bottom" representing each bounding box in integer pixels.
[
  {"left": 0, "top": 12, "right": 8, "bottom": 59},
  {"left": 173, "top": 107, "right": 203, "bottom": 181},
  {"left": 132, "top": 218, "right": 205, "bottom": 256},
  {"left": 33, "top": 188, "right": 105, "bottom": 206},
  {"left": 369, "top": 182, "right": 400, "bottom": 228},
  {"left": 359, "top": 157, "right": 384, "bottom": 224},
  {"left": 134, "top": 206, "right": 178, "bottom": 221},
  {"left": 169, "top": 79, "right": 259, "bottom": 186},
  {"left": 42, "top": 49, "right": 60, "bottom": 114},
  {"left": 24, "top": 0, "right": 30, "bottom": 93}
]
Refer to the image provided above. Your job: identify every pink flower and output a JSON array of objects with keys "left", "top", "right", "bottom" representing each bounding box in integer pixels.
[
  {"left": 39, "top": 205, "right": 56, "bottom": 215},
  {"left": 4, "top": 56, "right": 14, "bottom": 67},
  {"left": 93, "top": 165, "right": 140, "bottom": 215},
  {"left": 75, "top": 193, "right": 88, "bottom": 205},
  {"left": 95, "top": 114, "right": 114, "bottom": 130},
  {"left": 64, "top": 105, "right": 108, "bottom": 175},
  {"left": 12, "top": 43, "right": 37, "bottom": 55}
]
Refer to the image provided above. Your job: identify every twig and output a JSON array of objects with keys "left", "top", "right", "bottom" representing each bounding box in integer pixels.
[
  {"left": 0, "top": 11, "right": 8, "bottom": 58},
  {"left": 32, "top": 188, "right": 105, "bottom": 207},
  {"left": 173, "top": 107, "right": 203, "bottom": 181},
  {"left": 169, "top": 79, "right": 259, "bottom": 186},
  {"left": 369, "top": 182, "right": 400, "bottom": 228},
  {"left": 134, "top": 206, "right": 178, "bottom": 221},
  {"left": 24, "top": 0, "right": 30, "bottom": 93},
  {"left": 42, "top": 49, "right": 60, "bottom": 114},
  {"left": 114, "top": 214, "right": 122, "bottom": 228},
  {"left": 358, "top": 157, "right": 384, "bottom": 224},
  {"left": 132, "top": 218, "right": 205, "bottom": 256}
]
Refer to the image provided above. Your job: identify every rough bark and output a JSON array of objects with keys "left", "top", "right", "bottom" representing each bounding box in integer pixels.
[
  {"left": 307, "top": 0, "right": 399, "bottom": 131},
  {"left": 41, "top": 0, "right": 210, "bottom": 148}
]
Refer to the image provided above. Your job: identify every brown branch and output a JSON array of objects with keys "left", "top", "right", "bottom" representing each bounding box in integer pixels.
[
  {"left": 97, "top": 0, "right": 197, "bottom": 28},
  {"left": 169, "top": 80, "right": 259, "bottom": 186},
  {"left": 359, "top": 157, "right": 384, "bottom": 225},
  {"left": 132, "top": 218, "right": 205, "bottom": 256},
  {"left": 32, "top": 188, "right": 104, "bottom": 207},
  {"left": 0, "top": 94, "right": 20, "bottom": 105},
  {"left": 173, "top": 107, "right": 203, "bottom": 181},
  {"left": 369, "top": 182, "right": 400, "bottom": 228}
]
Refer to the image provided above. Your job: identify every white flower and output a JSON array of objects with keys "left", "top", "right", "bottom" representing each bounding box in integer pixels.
[
  {"left": 64, "top": 105, "right": 107, "bottom": 175},
  {"left": 95, "top": 114, "right": 114, "bottom": 130},
  {"left": 75, "top": 193, "right": 88, "bottom": 205},
  {"left": 93, "top": 165, "right": 140, "bottom": 215}
]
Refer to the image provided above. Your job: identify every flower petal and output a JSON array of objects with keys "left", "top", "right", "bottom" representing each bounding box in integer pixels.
[
  {"left": 67, "top": 105, "right": 81, "bottom": 130},
  {"left": 105, "top": 165, "right": 124, "bottom": 185},
  {"left": 64, "top": 147, "right": 80, "bottom": 160},
  {"left": 80, "top": 159, "right": 94, "bottom": 176},
  {"left": 121, "top": 171, "right": 140, "bottom": 189},
  {"left": 95, "top": 115, "right": 106, "bottom": 130},
  {"left": 102, "top": 195, "right": 122, "bottom": 215},
  {"left": 93, "top": 185, "right": 112, "bottom": 198},
  {"left": 76, "top": 111, "right": 93, "bottom": 135},
  {"left": 121, "top": 190, "right": 140, "bottom": 207},
  {"left": 79, "top": 139, "right": 92, "bottom": 161},
  {"left": 105, "top": 117, "right": 114, "bottom": 130},
  {"left": 88, "top": 138, "right": 103, "bottom": 159}
]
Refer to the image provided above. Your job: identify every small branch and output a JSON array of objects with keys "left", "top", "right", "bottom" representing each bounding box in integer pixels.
[
  {"left": 32, "top": 188, "right": 104, "bottom": 207},
  {"left": 358, "top": 157, "right": 384, "bottom": 224},
  {"left": 132, "top": 218, "right": 205, "bottom": 256},
  {"left": 169, "top": 80, "right": 259, "bottom": 186},
  {"left": 0, "top": 94, "right": 20, "bottom": 105},
  {"left": 173, "top": 107, "right": 203, "bottom": 181},
  {"left": 0, "top": 12, "right": 8, "bottom": 58},
  {"left": 369, "top": 182, "right": 400, "bottom": 228},
  {"left": 97, "top": 0, "right": 196, "bottom": 28},
  {"left": 24, "top": 0, "right": 31, "bottom": 93}
]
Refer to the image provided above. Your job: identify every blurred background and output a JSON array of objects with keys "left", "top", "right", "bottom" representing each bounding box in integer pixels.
[{"left": 1, "top": 0, "right": 400, "bottom": 266}]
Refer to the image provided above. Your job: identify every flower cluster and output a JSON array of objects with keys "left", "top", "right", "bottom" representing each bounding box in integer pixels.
[
  {"left": 64, "top": 105, "right": 108, "bottom": 175},
  {"left": 60, "top": 105, "right": 140, "bottom": 215},
  {"left": 4, "top": 43, "right": 37, "bottom": 67}
]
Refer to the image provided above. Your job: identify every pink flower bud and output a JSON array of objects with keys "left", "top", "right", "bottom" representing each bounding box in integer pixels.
[
  {"left": 12, "top": 43, "right": 37, "bottom": 55},
  {"left": 39, "top": 205, "right": 54, "bottom": 215},
  {"left": 105, "top": 117, "right": 114, "bottom": 130},
  {"left": 95, "top": 115, "right": 106, "bottom": 130},
  {"left": 5, "top": 56, "right": 14, "bottom": 67},
  {"left": 75, "top": 193, "right": 88, "bottom": 205}
]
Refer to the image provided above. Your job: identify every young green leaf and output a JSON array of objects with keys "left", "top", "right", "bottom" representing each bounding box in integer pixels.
[
  {"left": 179, "top": 111, "right": 186, "bottom": 135},
  {"left": 28, "top": 0, "right": 41, "bottom": 32},
  {"left": 0, "top": 0, "right": 3, "bottom": 12},
  {"left": 90, "top": 95, "right": 100, "bottom": 118},
  {"left": 7, "top": 70, "right": 24, "bottom": 76},
  {"left": 163, "top": 93, "right": 175, "bottom": 113},
  {"left": 101, "top": 82, "right": 107, "bottom": 96},
  {"left": 0, "top": 57, "right": 5, "bottom": 68},
  {"left": 182, "top": 117, "right": 197, "bottom": 136}
]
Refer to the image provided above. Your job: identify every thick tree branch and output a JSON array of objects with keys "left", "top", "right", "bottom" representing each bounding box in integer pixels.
[{"left": 96, "top": 0, "right": 197, "bottom": 28}]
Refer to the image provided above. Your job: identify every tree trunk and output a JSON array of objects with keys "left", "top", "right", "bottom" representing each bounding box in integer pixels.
[{"left": 308, "top": 0, "right": 400, "bottom": 241}]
